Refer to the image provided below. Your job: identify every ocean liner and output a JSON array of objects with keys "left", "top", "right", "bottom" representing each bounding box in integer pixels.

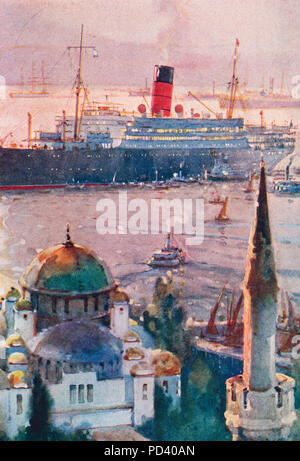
[{"left": 0, "top": 32, "right": 296, "bottom": 189}]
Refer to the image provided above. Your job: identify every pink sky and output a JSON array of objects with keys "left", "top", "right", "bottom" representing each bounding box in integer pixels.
[{"left": 1, "top": 0, "right": 300, "bottom": 89}]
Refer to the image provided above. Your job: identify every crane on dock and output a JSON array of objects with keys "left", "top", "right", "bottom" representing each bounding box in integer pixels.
[{"left": 188, "top": 91, "right": 222, "bottom": 118}]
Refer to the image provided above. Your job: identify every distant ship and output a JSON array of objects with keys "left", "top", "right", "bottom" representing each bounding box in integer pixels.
[
  {"left": 219, "top": 75, "right": 300, "bottom": 109},
  {"left": 218, "top": 92, "right": 300, "bottom": 109},
  {"left": 207, "top": 162, "right": 246, "bottom": 181},
  {"left": 147, "top": 234, "right": 185, "bottom": 268},
  {"left": 128, "top": 79, "right": 151, "bottom": 97},
  {"left": 9, "top": 61, "right": 53, "bottom": 99},
  {"left": 0, "top": 33, "right": 296, "bottom": 190}
]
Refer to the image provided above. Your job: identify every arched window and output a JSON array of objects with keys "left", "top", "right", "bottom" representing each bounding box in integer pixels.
[
  {"left": 163, "top": 380, "right": 168, "bottom": 394},
  {"left": 84, "top": 298, "right": 88, "bottom": 313},
  {"left": 176, "top": 379, "right": 181, "bottom": 396},
  {"left": 87, "top": 384, "right": 93, "bottom": 402},
  {"left": 275, "top": 386, "right": 283, "bottom": 408},
  {"left": 64, "top": 299, "right": 69, "bottom": 314},
  {"left": 69, "top": 385, "right": 76, "bottom": 404},
  {"left": 143, "top": 383, "right": 148, "bottom": 400},
  {"left": 78, "top": 384, "right": 85, "bottom": 403},
  {"left": 45, "top": 360, "right": 51, "bottom": 380},
  {"left": 16, "top": 394, "right": 23, "bottom": 415},
  {"left": 51, "top": 297, "right": 57, "bottom": 314},
  {"left": 243, "top": 388, "right": 248, "bottom": 409}
]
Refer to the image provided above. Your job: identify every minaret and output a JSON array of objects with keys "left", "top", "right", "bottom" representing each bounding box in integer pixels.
[{"left": 225, "top": 157, "right": 296, "bottom": 441}]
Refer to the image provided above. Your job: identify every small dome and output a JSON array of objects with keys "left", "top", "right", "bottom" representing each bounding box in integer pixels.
[
  {"left": 31, "top": 320, "right": 123, "bottom": 364},
  {"left": 15, "top": 299, "right": 33, "bottom": 311},
  {"left": 151, "top": 350, "right": 181, "bottom": 376},
  {"left": 8, "top": 352, "right": 28, "bottom": 365},
  {"left": 6, "top": 334, "right": 26, "bottom": 348},
  {"left": 7, "top": 370, "right": 29, "bottom": 388},
  {"left": 124, "top": 347, "right": 145, "bottom": 361},
  {"left": 130, "top": 361, "right": 154, "bottom": 377},
  {"left": 5, "top": 287, "right": 21, "bottom": 301},
  {"left": 111, "top": 288, "right": 130, "bottom": 303},
  {"left": 0, "top": 369, "right": 10, "bottom": 390},
  {"left": 122, "top": 330, "right": 141, "bottom": 343},
  {"left": 20, "top": 232, "right": 116, "bottom": 296}
]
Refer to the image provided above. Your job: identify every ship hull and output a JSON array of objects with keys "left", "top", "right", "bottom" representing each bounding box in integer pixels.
[{"left": 0, "top": 144, "right": 293, "bottom": 189}]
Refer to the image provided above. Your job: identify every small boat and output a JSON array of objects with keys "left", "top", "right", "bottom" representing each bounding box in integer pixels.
[
  {"left": 215, "top": 196, "right": 230, "bottom": 222},
  {"left": 273, "top": 180, "right": 300, "bottom": 195},
  {"left": 147, "top": 233, "right": 185, "bottom": 268},
  {"left": 208, "top": 163, "right": 246, "bottom": 181},
  {"left": 243, "top": 171, "right": 256, "bottom": 193}
]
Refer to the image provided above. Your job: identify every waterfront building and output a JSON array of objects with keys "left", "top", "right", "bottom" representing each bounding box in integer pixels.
[{"left": 0, "top": 226, "right": 180, "bottom": 438}]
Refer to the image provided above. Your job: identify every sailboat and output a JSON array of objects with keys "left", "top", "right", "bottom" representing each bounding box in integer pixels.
[
  {"left": 243, "top": 171, "right": 256, "bottom": 193},
  {"left": 9, "top": 61, "right": 52, "bottom": 98},
  {"left": 215, "top": 196, "right": 230, "bottom": 222}
]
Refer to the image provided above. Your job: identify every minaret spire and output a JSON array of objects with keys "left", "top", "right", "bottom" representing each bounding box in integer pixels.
[
  {"left": 64, "top": 223, "right": 74, "bottom": 247},
  {"left": 243, "top": 156, "right": 278, "bottom": 390},
  {"left": 224, "top": 154, "right": 296, "bottom": 441}
]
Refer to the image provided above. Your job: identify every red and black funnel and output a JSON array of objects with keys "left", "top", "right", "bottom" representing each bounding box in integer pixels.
[{"left": 151, "top": 65, "right": 174, "bottom": 117}]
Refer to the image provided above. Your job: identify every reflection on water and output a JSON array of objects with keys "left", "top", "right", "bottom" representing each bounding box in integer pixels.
[{"left": 0, "top": 179, "right": 299, "bottom": 320}]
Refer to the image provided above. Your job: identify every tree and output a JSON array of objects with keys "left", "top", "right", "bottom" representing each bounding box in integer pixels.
[{"left": 15, "top": 372, "right": 91, "bottom": 441}]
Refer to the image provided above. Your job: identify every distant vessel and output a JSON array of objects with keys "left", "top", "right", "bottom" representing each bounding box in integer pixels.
[
  {"left": 0, "top": 33, "right": 296, "bottom": 190},
  {"left": 128, "top": 79, "right": 151, "bottom": 97},
  {"left": 147, "top": 233, "right": 185, "bottom": 268},
  {"left": 219, "top": 92, "right": 300, "bottom": 109},
  {"left": 273, "top": 180, "right": 300, "bottom": 195},
  {"left": 187, "top": 286, "right": 297, "bottom": 368},
  {"left": 219, "top": 75, "right": 300, "bottom": 109},
  {"left": 208, "top": 162, "right": 246, "bottom": 181},
  {"left": 9, "top": 61, "right": 52, "bottom": 99}
]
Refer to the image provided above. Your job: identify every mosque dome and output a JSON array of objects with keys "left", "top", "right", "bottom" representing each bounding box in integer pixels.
[
  {"left": 151, "top": 350, "right": 181, "bottom": 376},
  {"left": 31, "top": 319, "right": 123, "bottom": 365},
  {"left": 20, "top": 225, "right": 116, "bottom": 296},
  {"left": 111, "top": 288, "right": 130, "bottom": 303},
  {"left": 0, "top": 369, "right": 10, "bottom": 390},
  {"left": 122, "top": 330, "right": 141, "bottom": 343},
  {"left": 5, "top": 287, "right": 21, "bottom": 301},
  {"left": 7, "top": 370, "right": 29, "bottom": 388},
  {"left": 130, "top": 361, "right": 154, "bottom": 377},
  {"left": 8, "top": 352, "right": 28, "bottom": 365},
  {"left": 123, "top": 347, "right": 145, "bottom": 361}
]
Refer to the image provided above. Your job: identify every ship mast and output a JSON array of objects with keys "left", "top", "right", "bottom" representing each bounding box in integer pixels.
[
  {"left": 226, "top": 38, "right": 239, "bottom": 119},
  {"left": 68, "top": 25, "right": 98, "bottom": 140},
  {"left": 74, "top": 24, "right": 84, "bottom": 140}
]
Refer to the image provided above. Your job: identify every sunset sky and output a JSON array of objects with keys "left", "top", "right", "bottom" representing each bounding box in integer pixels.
[{"left": 1, "top": 0, "right": 300, "bottom": 90}]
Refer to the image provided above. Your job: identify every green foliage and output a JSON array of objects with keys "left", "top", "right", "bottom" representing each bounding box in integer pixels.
[
  {"left": 139, "top": 357, "right": 231, "bottom": 441},
  {"left": 143, "top": 276, "right": 193, "bottom": 364},
  {"left": 139, "top": 275, "right": 232, "bottom": 441}
]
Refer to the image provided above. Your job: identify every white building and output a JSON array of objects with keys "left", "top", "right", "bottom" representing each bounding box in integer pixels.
[{"left": 0, "top": 227, "right": 181, "bottom": 438}]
